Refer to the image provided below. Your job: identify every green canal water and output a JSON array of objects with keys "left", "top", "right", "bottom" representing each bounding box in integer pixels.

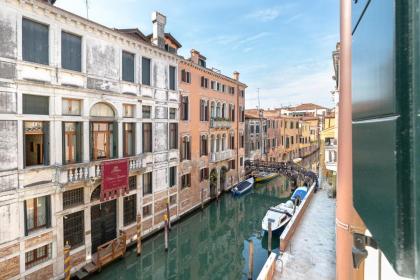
[{"left": 90, "top": 176, "right": 292, "bottom": 280}]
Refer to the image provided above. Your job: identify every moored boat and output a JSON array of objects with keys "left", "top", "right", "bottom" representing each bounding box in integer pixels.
[
  {"left": 254, "top": 172, "right": 279, "bottom": 183},
  {"left": 291, "top": 186, "right": 308, "bottom": 205},
  {"left": 261, "top": 200, "right": 295, "bottom": 233},
  {"left": 231, "top": 177, "right": 254, "bottom": 196}
]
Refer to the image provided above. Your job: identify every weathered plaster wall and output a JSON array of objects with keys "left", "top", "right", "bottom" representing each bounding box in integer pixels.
[
  {"left": 0, "top": 202, "right": 20, "bottom": 243},
  {"left": 0, "top": 7, "right": 17, "bottom": 59},
  {"left": 154, "top": 122, "right": 168, "bottom": 152},
  {"left": 0, "top": 121, "right": 18, "bottom": 172}
]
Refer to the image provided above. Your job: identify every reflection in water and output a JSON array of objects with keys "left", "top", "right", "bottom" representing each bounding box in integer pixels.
[{"left": 90, "top": 176, "right": 291, "bottom": 280}]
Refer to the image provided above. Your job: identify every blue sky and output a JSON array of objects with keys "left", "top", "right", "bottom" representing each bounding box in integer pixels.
[{"left": 56, "top": 0, "right": 339, "bottom": 109}]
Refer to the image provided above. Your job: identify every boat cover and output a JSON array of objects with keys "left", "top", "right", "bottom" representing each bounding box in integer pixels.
[{"left": 291, "top": 186, "right": 308, "bottom": 202}]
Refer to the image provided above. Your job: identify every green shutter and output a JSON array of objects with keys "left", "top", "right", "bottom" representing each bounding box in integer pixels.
[
  {"left": 113, "top": 122, "right": 118, "bottom": 158},
  {"left": 62, "top": 122, "right": 66, "bottom": 164},
  {"left": 45, "top": 195, "right": 51, "bottom": 228},
  {"left": 23, "top": 200, "right": 28, "bottom": 236},
  {"left": 76, "top": 122, "right": 82, "bottom": 162},
  {"left": 43, "top": 122, "right": 49, "bottom": 165}
]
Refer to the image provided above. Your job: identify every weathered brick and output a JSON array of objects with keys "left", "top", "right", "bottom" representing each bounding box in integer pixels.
[
  {"left": 0, "top": 256, "right": 19, "bottom": 280},
  {"left": 25, "top": 232, "right": 53, "bottom": 249},
  {"left": 0, "top": 242, "right": 19, "bottom": 258},
  {"left": 25, "top": 264, "right": 53, "bottom": 280}
]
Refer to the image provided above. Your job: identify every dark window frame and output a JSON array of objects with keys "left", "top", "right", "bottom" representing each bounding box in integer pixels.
[
  {"left": 61, "top": 31, "right": 82, "bottom": 72},
  {"left": 122, "top": 51, "right": 135, "bottom": 83},
  {"left": 63, "top": 210, "right": 84, "bottom": 249},
  {"left": 123, "top": 194, "right": 137, "bottom": 226}
]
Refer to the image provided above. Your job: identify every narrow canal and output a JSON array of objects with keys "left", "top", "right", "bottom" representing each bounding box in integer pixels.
[{"left": 90, "top": 176, "right": 292, "bottom": 280}]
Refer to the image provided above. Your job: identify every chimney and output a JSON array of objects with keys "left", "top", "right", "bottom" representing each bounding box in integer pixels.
[
  {"left": 190, "top": 49, "right": 200, "bottom": 64},
  {"left": 152, "top": 11, "right": 166, "bottom": 49},
  {"left": 233, "top": 71, "right": 240, "bottom": 81}
]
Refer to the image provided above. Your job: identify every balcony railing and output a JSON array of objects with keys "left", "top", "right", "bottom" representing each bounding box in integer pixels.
[
  {"left": 210, "top": 119, "right": 232, "bottom": 129},
  {"left": 210, "top": 150, "right": 234, "bottom": 163}
]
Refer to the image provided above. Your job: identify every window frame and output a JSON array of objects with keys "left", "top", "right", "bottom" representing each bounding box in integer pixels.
[
  {"left": 61, "top": 31, "right": 82, "bottom": 72},
  {"left": 122, "top": 51, "right": 135, "bottom": 83}
]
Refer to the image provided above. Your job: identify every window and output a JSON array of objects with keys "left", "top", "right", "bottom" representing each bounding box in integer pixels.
[
  {"left": 123, "top": 104, "right": 135, "bottom": 118},
  {"left": 169, "top": 108, "right": 176, "bottom": 120},
  {"left": 200, "top": 135, "right": 208, "bottom": 156},
  {"left": 211, "top": 81, "right": 216, "bottom": 90},
  {"left": 23, "top": 94, "right": 49, "bottom": 115},
  {"left": 129, "top": 176, "right": 137, "bottom": 190},
  {"left": 240, "top": 107, "right": 244, "bottom": 122},
  {"left": 222, "top": 84, "right": 226, "bottom": 92},
  {"left": 122, "top": 51, "right": 135, "bottom": 82},
  {"left": 169, "top": 66, "right": 176, "bottom": 90},
  {"left": 256, "top": 124, "right": 260, "bottom": 134},
  {"left": 200, "top": 168, "right": 209, "bottom": 182},
  {"left": 91, "top": 122, "right": 116, "bottom": 160},
  {"left": 290, "top": 122, "right": 294, "bottom": 129},
  {"left": 24, "top": 121, "right": 49, "bottom": 167},
  {"left": 241, "top": 90, "right": 245, "bottom": 97},
  {"left": 169, "top": 194, "right": 177, "bottom": 205},
  {"left": 230, "top": 105, "right": 235, "bottom": 122},
  {"left": 201, "top": 76, "right": 208, "bottom": 88},
  {"left": 63, "top": 122, "right": 82, "bottom": 164},
  {"left": 123, "top": 123, "right": 135, "bottom": 157},
  {"left": 143, "top": 172, "right": 152, "bottom": 196},
  {"left": 229, "top": 160, "right": 236, "bottom": 170},
  {"left": 63, "top": 188, "right": 84, "bottom": 209},
  {"left": 169, "top": 123, "right": 178, "bottom": 149},
  {"left": 230, "top": 135, "right": 235, "bottom": 149},
  {"left": 63, "top": 211, "right": 84, "bottom": 248},
  {"left": 123, "top": 194, "right": 137, "bottom": 226},
  {"left": 143, "top": 204, "right": 152, "bottom": 217},
  {"left": 181, "top": 174, "right": 191, "bottom": 189},
  {"left": 181, "top": 136, "right": 191, "bottom": 161},
  {"left": 199, "top": 58, "right": 206, "bottom": 68},
  {"left": 142, "top": 123, "right": 152, "bottom": 153},
  {"left": 181, "top": 96, "right": 189, "bottom": 121},
  {"left": 142, "top": 57, "right": 151, "bottom": 85},
  {"left": 240, "top": 157, "right": 244, "bottom": 167},
  {"left": 62, "top": 98, "right": 81, "bottom": 116},
  {"left": 142, "top": 105, "right": 151, "bottom": 119},
  {"left": 169, "top": 166, "right": 177, "bottom": 187},
  {"left": 22, "top": 18, "right": 49, "bottom": 65},
  {"left": 216, "top": 82, "right": 221, "bottom": 91},
  {"left": 61, "top": 31, "right": 81, "bottom": 72},
  {"left": 200, "top": 100, "right": 209, "bottom": 121},
  {"left": 240, "top": 134, "right": 244, "bottom": 148},
  {"left": 24, "top": 196, "right": 50, "bottom": 235},
  {"left": 25, "top": 243, "right": 52, "bottom": 269},
  {"left": 90, "top": 103, "right": 114, "bottom": 117},
  {"left": 181, "top": 69, "right": 191, "bottom": 83}
]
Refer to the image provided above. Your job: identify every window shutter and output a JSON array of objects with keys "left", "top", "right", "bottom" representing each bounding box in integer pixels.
[
  {"left": 45, "top": 195, "right": 51, "bottom": 228},
  {"left": 76, "top": 122, "right": 82, "bottom": 162},
  {"left": 23, "top": 123, "right": 26, "bottom": 168},
  {"left": 43, "top": 122, "right": 50, "bottom": 165},
  {"left": 62, "top": 122, "right": 66, "bottom": 164},
  {"left": 113, "top": 121, "right": 118, "bottom": 158},
  {"left": 89, "top": 122, "right": 93, "bottom": 160},
  {"left": 23, "top": 200, "right": 28, "bottom": 236}
]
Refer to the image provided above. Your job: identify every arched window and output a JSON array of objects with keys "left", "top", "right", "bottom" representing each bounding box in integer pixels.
[{"left": 90, "top": 102, "right": 115, "bottom": 118}]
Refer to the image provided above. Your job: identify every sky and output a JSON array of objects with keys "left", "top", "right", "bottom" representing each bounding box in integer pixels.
[{"left": 55, "top": 0, "right": 339, "bottom": 109}]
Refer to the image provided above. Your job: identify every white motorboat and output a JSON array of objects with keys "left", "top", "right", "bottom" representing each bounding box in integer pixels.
[{"left": 261, "top": 200, "right": 295, "bottom": 233}]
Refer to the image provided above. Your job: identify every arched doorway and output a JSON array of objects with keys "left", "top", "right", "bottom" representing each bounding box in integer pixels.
[
  {"left": 220, "top": 166, "right": 228, "bottom": 191},
  {"left": 210, "top": 169, "right": 218, "bottom": 198},
  {"left": 89, "top": 102, "right": 117, "bottom": 160},
  {"left": 90, "top": 185, "right": 117, "bottom": 253}
]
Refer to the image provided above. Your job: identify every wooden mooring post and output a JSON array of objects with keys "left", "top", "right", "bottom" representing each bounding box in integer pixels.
[
  {"left": 166, "top": 199, "right": 171, "bottom": 230},
  {"left": 201, "top": 188, "right": 204, "bottom": 210},
  {"left": 136, "top": 215, "right": 142, "bottom": 256},
  {"left": 268, "top": 222, "right": 272, "bottom": 253},
  {"left": 64, "top": 242, "right": 71, "bottom": 280},
  {"left": 164, "top": 214, "right": 169, "bottom": 252},
  {"left": 248, "top": 240, "right": 254, "bottom": 280}
]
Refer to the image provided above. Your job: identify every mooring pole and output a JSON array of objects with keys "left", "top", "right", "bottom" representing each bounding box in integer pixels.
[
  {"left": 164, "top": 214, "right": 169, "bottom": 252},
  {"left": 201, "top": 188, "right": 204, "bottom": 210},
  {"left": 166, "top": 198, "right": 171, "bottom": 230},
  {"left": 247, "top": 240, "right": 254, "bottom": 280},
  {"left": 64, "top": 242, "right": 71, "bottom": 280},
  {"left": 268, "top": 222, "right": 272, "bottom": 253},
  {"left": 136, "top": 214, "right": 142, "bottom": 256}
]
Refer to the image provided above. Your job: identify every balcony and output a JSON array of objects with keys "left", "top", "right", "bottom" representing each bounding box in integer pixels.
[
  {"left": 210, "top": 150, "right": 234, "bottom": 163},
  {"left": 210, "top": 119, "right": 232, "bottom": 129},
  {"left": 59, "top": 155, "right": 146, "bottom": 185}
]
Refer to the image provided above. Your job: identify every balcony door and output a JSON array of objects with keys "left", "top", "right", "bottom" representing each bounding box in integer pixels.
[{"left": 91, "top": 122, "right": 114, "bottom": 160}]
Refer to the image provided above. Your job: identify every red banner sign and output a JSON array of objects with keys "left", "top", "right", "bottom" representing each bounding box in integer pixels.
[{"left": 101, "top": 159, "right": 129, "bottom": 201}]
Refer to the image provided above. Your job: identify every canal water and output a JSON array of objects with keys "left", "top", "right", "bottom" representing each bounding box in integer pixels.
[{"left": 90, "top": 176, "right": 292, "bottom": 280}]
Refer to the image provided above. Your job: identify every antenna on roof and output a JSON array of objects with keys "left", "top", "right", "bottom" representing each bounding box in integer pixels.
[
  {"left": 257, "top": 88, "right": 261, "bottom": 111},
  {"left": 85, "top": 0, "right": 89, "bottom": 19}
]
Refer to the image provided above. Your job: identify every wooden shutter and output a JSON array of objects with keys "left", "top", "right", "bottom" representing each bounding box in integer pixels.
[
  {"left": 62, "top": 122, "right": 66, "bottom": 164},
  {"left": 76, "top": 122, "right": 82, "bottom": 162},
  {"left": 23, "top": 200, "right": 28, "bottom": 236},
  {"left": 43, "top": 122, "right": 50, "bottom": 165},
  {"left": 113, "top": 121, "right": 118, "bottom": 158},
  {"left": 45, "top": 195, "right": 51, "bottom": 228}
]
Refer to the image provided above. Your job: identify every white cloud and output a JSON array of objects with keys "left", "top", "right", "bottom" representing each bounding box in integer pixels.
[{"left": 246, "top": 8, "right": 281, "bottom": 22}]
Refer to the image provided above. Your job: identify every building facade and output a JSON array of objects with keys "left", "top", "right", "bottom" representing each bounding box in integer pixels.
[
  {"left": 0, "top": 1, "right": 182, "bottom": 279},
  {"left": 178, "top": 50, "right": 246, "bottom": 214}
]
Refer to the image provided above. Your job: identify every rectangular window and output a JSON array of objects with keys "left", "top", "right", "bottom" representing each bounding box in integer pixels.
[
  {"left": 240, "top": 157, "right": 244, "bottom": 167},
  {"left": 63, "top": 122, "right": 82, "bottom": 164},
  {"left": 229, "top": 160, "right": 236, "bottom": 170},
  {"left": 63, "top": 211, "right": 84, "bottom": 249},
  {"left": 122, "top": 51, "right": 135, "bottom": 82},
  {"left": 240, "top": 134, "right": 244, "bottom": 148},
  {"left": 63, "top": 188, "right": 84, "bottom": 209},
  {"left": 169, "top": 108, "right": 176, "bottom": 119},
  {"left": 22, "top": 18, "right": 49, "bottom": 65},
  {"left": 182, "top": 137, "right": 191, "bottom": 160},
  {"left": 143, "top": 172, "right": 152, "bottom": 196},
  {"left": 23, "top": 94, "right": 49, "bottom": 115},
  {"left": 142, "top": 105, "right": 151, "bottom": 119},
  {"left": 123, "top": 123, "right": 135, "bottom": 157},
  {"left": 24, "top": 196, "right": 50, "bottom": 235},
  {"left": 91, "top": 122, "right": 116, "bottom": 160},
  {"left": 230, "top": 135, "right": 235, "bottom": 149},
  {"left": 181, "top": 96, "right": 189, "bottom": 121},
  {"left": 241, "top": 90, "right": 245, "bottom": 97},
  {"left": 169, "top": 166, "right": 177, "bottom": 187},
  {"left": 24, "top": 121, "right": 49, "bottom": 167},
  {"left": 181, "top": 69, "right": 191, "bottom": 83},
  {"left": 123, "top": 194, "right": 137, "bottom": 226},
  {"left": 169, "top": 194, "right": 177, "bottom": 205},
  {"left": 169, "top": 123, "right": 178, "bottom": 149},
  {"left": 142, "top": 123, "right": 152, "bottom": 153},
  {"left": 200, "top": 76, "right": 208, "bottom": 88},
  {"left": 169, "top": 65, "right": 176, "bottom": 90},
  {"left": 200, "top": 168, "right": 209, "bottom": 182},
  {"left": 211, "top": 81, "right": 215, "bottom": 90},
  {"left": 181, "top": 174, "right": 191, "bottom": 189},
  {"left": 123, "top": 104, "right": 135, "bottom": 118},
  {"left": 61, "top": 31, "right": 81, "bottom": 72},
  {"left": 62, "top": 98, "right": 81, "bottom": 116},
  {"left": 200, "top": 136, "right": 208, "bottom": 156},
  {"left": 129, "top": 175, "right": 137, "bottom": 190},
  {"left": 25, "top": 243, "right": 52, "bottom": 269},
  {"left": 143, "top": 204, "right": 152, "bottom": 217},
  {"left": 142, "top": 57, "right": 151, "bottom": 85}
]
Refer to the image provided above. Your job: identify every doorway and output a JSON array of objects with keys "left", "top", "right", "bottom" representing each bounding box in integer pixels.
[{"left": 90, "top": 200, "right": 117, "bottom": 253}]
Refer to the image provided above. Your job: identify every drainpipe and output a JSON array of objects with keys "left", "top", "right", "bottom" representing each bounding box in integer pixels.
[{"left": 336, "top": 1, "right": 365, "bottom": 279}]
